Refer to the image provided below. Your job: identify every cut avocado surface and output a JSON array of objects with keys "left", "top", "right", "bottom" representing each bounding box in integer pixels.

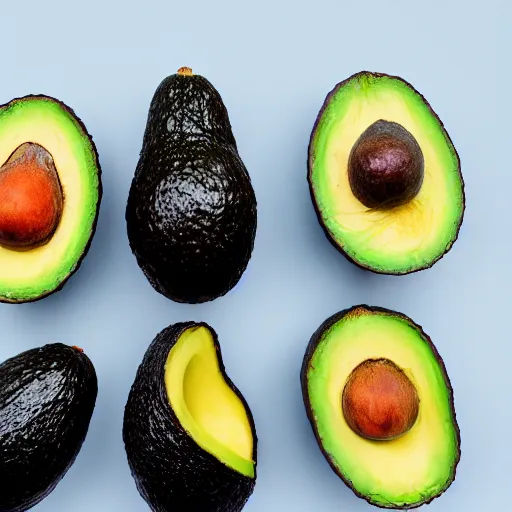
[
  {"left": 165, "top": 324, "right": 254, "bottom": 477},
  {"left": 308, "top": 72, "right": 464, "bottom": 274},
  {"left": 123, "top": 321, "right": 257, "bottom": 511},
  {"left": 0, "top": 95, "right": 101, "bottom": 302},
  {"left": 301, "top": 305, "right": 460, "bottom": 509}
]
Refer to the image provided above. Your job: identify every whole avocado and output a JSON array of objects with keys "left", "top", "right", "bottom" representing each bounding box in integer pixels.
[
  {"left": 0, "top": 343, "right": 97, "bottom": 512},
  {"left": 126, "top": 67, "right": 257, "bottom": 304}
]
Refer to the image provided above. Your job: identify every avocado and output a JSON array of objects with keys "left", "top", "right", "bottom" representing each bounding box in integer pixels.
[
  {"left": 126, "top": 67, "right": 257, "bottom": 303},
  {"left": 0, "top": 343, "right": 97, "bottom": 511},
  {"left": 0, "top": 95, "right": 102, "bottom": 302},
  {"left": 301, "top": 305, "right": 460, "bottom": 509},
  {"left": 123, "top": 321, "right": 257, "bottom": 511},
  {"left": 308, "top": 72, "right": 464, "bottom": 274}
]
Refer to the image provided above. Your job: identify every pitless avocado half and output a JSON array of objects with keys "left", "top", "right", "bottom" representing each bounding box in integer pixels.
[
  {"left": 301, "top": 305, "right": 460, "bottom": 509},
  {"left": 0, "top": 96, "right": 101, "bottom": 302},
  {"left": 123, "top": 322, "right": 257, "bottom": 512},
  {"left": 0, "top": 343, "right": 97, "bottom": 511},
  {"left": 308, "top": 72, "right": 464, "bottom": 274}
]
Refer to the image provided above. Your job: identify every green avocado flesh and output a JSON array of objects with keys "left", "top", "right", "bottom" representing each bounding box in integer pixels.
[
  {"left": 0, "top": 96, "right": 100, "bottom": 302},
  {"left": 165, "top": 325, "right": 255, "bottom": 478},
  {"left": 309, "top": 72, "right": 464, "bottom": 274},
  {"left": 303, "top": 306, "right": 459, "bottom": 508}
]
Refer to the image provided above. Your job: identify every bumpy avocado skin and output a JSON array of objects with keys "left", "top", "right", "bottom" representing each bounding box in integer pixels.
[
  {"left": 126, "top": 72, "right": 257, "bottom": 303},
  {"left": 0, "top": 343, "right": 97, "bottom": 511},
  {"left": 307, "top": 71, "right": 465, "bottom": 275},
  {"left": 300, "top": 305, "right": 461, "bottom": 509},
  {"left": 0, "top": 95, "right": 102, "bottom": 304},
  {"left": 123, "top": 321, "right": 257, "bottom": 512}
]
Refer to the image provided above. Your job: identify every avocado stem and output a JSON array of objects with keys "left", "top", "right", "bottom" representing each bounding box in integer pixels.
[
  {"left": 71, "top": 345, "right": 84, "bottom": 353},
  {"left": 177, "top": 67, "right": 193, "bottom": 76}
]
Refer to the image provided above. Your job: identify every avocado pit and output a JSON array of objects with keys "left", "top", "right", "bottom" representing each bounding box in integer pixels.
[
  {"left": 342, "top": 358, "right": 419, "bottom": 440},
  {"left": 0, "top": 143, "right": 63, "bottom": 249},
  {"left": 348, "top": 120, "right": 424, "bottom": 209}
]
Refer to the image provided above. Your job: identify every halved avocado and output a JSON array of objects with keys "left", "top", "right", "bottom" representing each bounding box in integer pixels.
[
  {"left": 0, "top": 95, "right": 101, "bottom": 302},
  {"left": 308, "top": 72, "right": 464, "bottom": 274},
  {"left": 301, "top": 305, "right": 460, "bottom": 509},
  {"left": 123, "top": 322, "right": 257, "bottom": 511}
]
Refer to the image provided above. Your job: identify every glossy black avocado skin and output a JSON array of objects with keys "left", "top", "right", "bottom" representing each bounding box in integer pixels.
[
  {"left": 126, "top": 71, "right": 257, "bottom": 303},
  {"left": 0, "top": 343, "right": 97, "bottom": 512},
  {"left": 123, "top": 321, "right": 257, "bottom": 512}
]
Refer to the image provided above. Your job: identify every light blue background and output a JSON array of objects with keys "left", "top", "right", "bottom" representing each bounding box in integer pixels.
[{"left": 0, "top": 0, "right": 505, "bottom": 510}]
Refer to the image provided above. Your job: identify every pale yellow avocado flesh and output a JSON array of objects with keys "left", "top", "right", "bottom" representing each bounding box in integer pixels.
[
  {"left": 164, "top": 326, "right": 255, "bottom": 477},
  {"left": 310, "top": 73, "right": 463, "bottom": 273},
  {"left": 0, "top": 96, "right": 100, "bottom": 301},
  {"left": 305, "top": 307, "right": 459, "bottom": 507}
]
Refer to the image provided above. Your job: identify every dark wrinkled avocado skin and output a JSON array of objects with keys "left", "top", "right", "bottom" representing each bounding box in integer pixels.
[
  {"left": 300, "top": 305, "right": 461, "bottom": 509},
  {"left": 123, "top": 321, "right": 257, "bottom": 512},
  {"left": 0, "top": 343, "right": 97, "bottom": 512},
  {"left": 126, "top": 72, "right": 257, "bottom": 303}
]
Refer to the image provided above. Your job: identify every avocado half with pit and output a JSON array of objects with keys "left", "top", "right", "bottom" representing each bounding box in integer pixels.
[
  {"left": 308, "top": 72, "right": 464, "bottom": 274},
  {"left": 301, "top": 305, "right": 460, "bottom": 509},
  {"left": 0, "top": 343, "right": 97, "bottom": 511},
  {"left": 123, "top": 322, "right": 257, "bottom": 511},
  {"left": 0, "top": 95, "right": 101, "bottom": 302}
]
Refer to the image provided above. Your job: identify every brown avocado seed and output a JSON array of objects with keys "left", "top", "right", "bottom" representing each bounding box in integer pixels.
[
  {"left": 348, "top": 120, "right": 424, "bottom": 209},
  {"left": 342, "top": 358, "right": 419, "bottom": 441},
  {"left": 0, "top": 143, "right": 63, "bottom": 249}
]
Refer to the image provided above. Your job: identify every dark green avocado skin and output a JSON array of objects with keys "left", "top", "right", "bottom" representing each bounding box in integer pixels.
[
  {"left": 126, "top": 71, "right": 257, "bottom": 303},
  {"left": 0, "top": 343, "right": 97, "bottom": 512},
  {"left": 123, "top": 321, "right": 257, "bottom": 512}
]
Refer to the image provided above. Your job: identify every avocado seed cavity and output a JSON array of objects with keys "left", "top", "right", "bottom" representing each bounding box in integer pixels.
[
  {"left": 0, "top": 143, "right": 63, "bottom": 249},
  {"left": 348, "top": 120, "right": 424, "bottom": 209},
  {"left": 342, "top": 358, "right": 419, "bottom": 441}
]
